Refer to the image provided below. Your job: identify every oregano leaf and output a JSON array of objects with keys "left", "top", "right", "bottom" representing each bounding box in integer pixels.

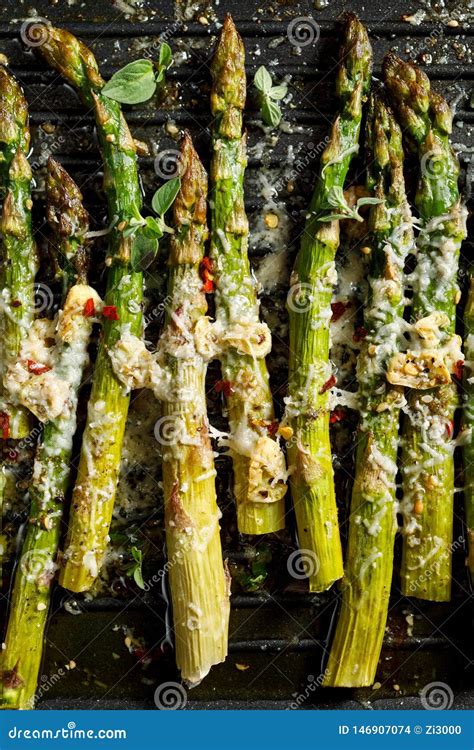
[
  {"left": 261, "top": 97, "right": 282, "bottom": 128},
  {"left": 269, "top": 84, "right": 287, "bottom": 101},
  {"left": 102, "top": 59, "right": 156, "bottom": 104},
  {"left": 254, "top": 66, "right": 273, "bottom": 94},
  {"left": 151, "top": 176, "right": 181, "bottom": 216}
]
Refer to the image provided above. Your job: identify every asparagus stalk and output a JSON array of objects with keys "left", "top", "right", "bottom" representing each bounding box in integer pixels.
[
  {"left": 384, "top": 55, "right": 467, "bottom": 601},
  {"left": 1, "top": 158, "right": 96, "bottom": 709},
  {"left": 463, "top": 277, "right": 474, "bottom": 577},
  {"left": 285, "top": 14, "right": 372, "bottom": 591},
  {"left": 324, "top": 95, "right": 413, "bottom": 686},
  {"left": 161, "top": 132, "right": 230, "bottom": 684},
  {"left": 0, "top": 66, "right": 37, "bottom": 439},
  {"left": 38, "top": 28, "right": 145, "bottom": 592},
  {"left": 209, "top": 15, "right": 287, "bottom": 535}
]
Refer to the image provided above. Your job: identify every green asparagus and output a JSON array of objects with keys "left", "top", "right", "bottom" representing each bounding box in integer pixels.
[
  {"left": 210, "top": 14, "right": 287, "bottom": 535},
  {"left": 463, "top": 277, "right": 474, "bottom": 577},
  {"left": 0, "top": 65, "right": 37, "bottom": 439},
  {"left": 161, "top": 132, "right": 230, "bottom": 684},
  {"left": 38, "top": 27, "right": 146, "bottom": 592},
  {"left": 384, "top": 54, "right": 467, "bottom": 601},
  {"left": 324, "top": 95, "right": 413, "bottom": 686},
  {"left": 1, "top": 158, "right": 97, "bottom": 709},
  {"left": 285, "top": 13, "right": 372, "bottom": 591}
]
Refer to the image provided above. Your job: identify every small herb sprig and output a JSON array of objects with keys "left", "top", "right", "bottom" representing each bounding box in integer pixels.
[
  {"left": 102, "top": 43, "right": 172, "bottom": 105},
  {"left": 126, "top": 546, "right": 145, "bottom": 590},
  {"left": 124, "top": 176, "right": 181, "bottom": 270},
  {"left": 253, "top": 66, "right": 287, "bottom": 128},
  {"left": 319, "top": 186, "right": 381, "bottom": 222}
]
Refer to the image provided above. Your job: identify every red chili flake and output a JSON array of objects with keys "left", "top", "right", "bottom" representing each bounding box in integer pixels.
[
  {"left": 446, "top": 420, "right": 455, "bottom": 439},
  {"left": 7, "top": 448, "right": 18, "bottom": 461},
  {"left": 11, "top": 300, "right": 21, "bottom": 308},
  {"left": 201, "top": 278, "right": 214, "bottom": 293},
  {"left": 199, "top": 257, "right": 215, "bottom": 293},
  {"left": 0, "top": 411, "right": 10, "bottom": 440},
  {"left": 331, "top": 301, "right": 349, "bottom": 322},
  {"left": 102, "top": 305, "right": 120, "bottom": 321},
  {"left": 200, "top": 257, "right": 213, "bottom": 273},
  {"left": 266, "top": 420, "right": 279, "bottom": 437},
  {"left": 27, "top": 360, "right": 51, "bottom": 375},
  {"left": 83, "top": 298, "right": 96, "bottom": 317},
  {"left": 453, "top": 360, "right": 464, "bottom": 380},
  {"left": 353, "top": 326, "right": 367, "bottom": 342},
  {"left": 319, "top": 374, "right": 337, "bottom": 394},
  {"left": 214, "top": 379, "right": 234, "bottom": 397},
  {"left": 330, "top": 408, "right": 345, "bottom": 424}
]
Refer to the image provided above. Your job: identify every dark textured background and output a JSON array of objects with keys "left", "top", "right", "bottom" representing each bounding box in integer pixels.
[{"left": 0, "top": 0, "right": 473, "bottom": 710}]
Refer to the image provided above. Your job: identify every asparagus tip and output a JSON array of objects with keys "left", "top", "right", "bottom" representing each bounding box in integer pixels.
[
  {"left": 336, "top": 12, "right": 372, "bottom": 106},
  {"left": 210, "top": 11, "right": 245, "bottom": 116},
  {"left": 46, "top": 157, "right": 89, "bottom": 281}
]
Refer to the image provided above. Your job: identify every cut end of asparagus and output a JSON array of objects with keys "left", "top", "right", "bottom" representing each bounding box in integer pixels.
[
  {"left": 210, "top": 14, "right": 245, "bottom": 138},
  {"left": 46, "top": 157, "right": 89, "bottom": 283},
  {"left": 336, "top": 13, "right": 372, "bottom": 115}
]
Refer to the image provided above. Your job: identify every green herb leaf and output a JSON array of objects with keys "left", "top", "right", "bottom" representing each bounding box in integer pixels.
[
  {"left": 269, "top": 84, "right": 287, "bottom": 101},
  {"left": 133, "top": 566, "right": 145, "bottom": 590},
  {"left": 159, "top": 42, "right": 172, "bottom": 69},
  {"left": 131, "top": 231, "right": 159, "bottom": 271},
  {"left": 254, "top": 65, "right": 273, "bottom": 94},
  {"left": 355, "top": 197, "right": 383, "bottom": 207},
  {"left": 126, "top": 546, "right": 146, "bottom": 589},
  {"left": 102, "top": 59, "right": 156, "bottom": 104},
  {"left": 156, "top": 42, "right": 173, "bottom": 84},
  {"left": 151, "top": 176, "right": 181, "bottom": 216},
  {"left": 144, "top": 215, "right": 165, "bottom": 236},
  {"left": 261, "top": 98, "right": 282, "bottom": 128}
]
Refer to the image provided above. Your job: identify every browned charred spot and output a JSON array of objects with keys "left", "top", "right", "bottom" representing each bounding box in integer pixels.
[
  {"left": 166, "top": 481, "right": 194, "bottom": 532},
  {"left": 11, "top": 299, "right": 21, "bottom": 307},
  {"left": 1, "top": 662, "right": 24, "bottom": 689}
]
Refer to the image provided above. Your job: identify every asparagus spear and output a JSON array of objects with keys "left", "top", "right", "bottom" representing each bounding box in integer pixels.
[
  {"left": 463, "top": 277, "right": 474, "bottom": 577},
  {"left": 0, "top": 65, "right": 37, "bottom": 439},
  {"left": 37, "top": 28, "right": 146, "bottom": 591},
  {"left": 285, "top": 14, "right": 372, "bottom": 591},
  {"left": 384, "top": 54, "right": 467, "bottom": 601},
  {"left": 160, "top": 132, "right": 230, "bottom": 684},
  {"left": 324, "top": 95, "right": 413, "bottom": 687},
  {"left": 1, "top": 158, "right": 97, "bottom": 709},
  {"left": 209, "top": 15, "right": 287, "bottom": 535}
]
